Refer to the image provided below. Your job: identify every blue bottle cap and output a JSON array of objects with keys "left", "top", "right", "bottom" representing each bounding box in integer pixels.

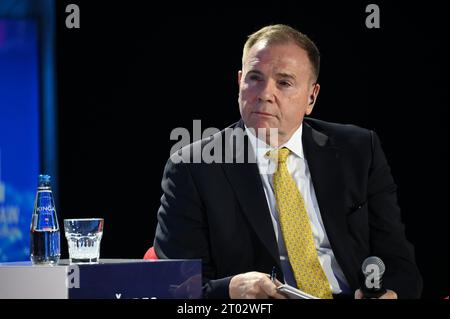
[{"left": 38, "top": 174, "right": 51, "bottom": 184}]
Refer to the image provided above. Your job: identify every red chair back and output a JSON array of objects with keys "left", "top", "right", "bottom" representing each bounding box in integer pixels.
[{"left": 143, "top": 246, "right": 158, "bottom": 260}]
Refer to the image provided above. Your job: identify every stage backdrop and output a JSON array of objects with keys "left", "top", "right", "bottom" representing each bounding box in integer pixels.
[{"left": 55, "top": 1, "right": 448, "bottom": 298}]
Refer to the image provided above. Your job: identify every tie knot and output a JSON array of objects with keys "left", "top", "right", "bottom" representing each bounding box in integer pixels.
[{"left": 267, "top": 147, "right": 290, "bottom": 164}]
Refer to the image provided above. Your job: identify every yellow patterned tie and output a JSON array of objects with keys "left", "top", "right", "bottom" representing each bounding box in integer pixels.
[{"left": 269, "top": 147, "right": 333, "bottom": 299}]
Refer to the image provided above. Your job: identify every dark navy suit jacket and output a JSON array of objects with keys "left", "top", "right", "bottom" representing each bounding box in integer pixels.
[{"left": 154, "top": 118, "right": 422, "bottom": 298}]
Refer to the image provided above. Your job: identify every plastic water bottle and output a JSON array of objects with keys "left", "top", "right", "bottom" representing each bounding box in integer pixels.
[{"left": 30, "top": 174, "right": 60, "bottom": 265}]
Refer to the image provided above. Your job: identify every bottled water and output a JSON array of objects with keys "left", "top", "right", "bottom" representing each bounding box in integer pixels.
[{"left": 30, "top": 174, "right": 60, "bottom": 265}]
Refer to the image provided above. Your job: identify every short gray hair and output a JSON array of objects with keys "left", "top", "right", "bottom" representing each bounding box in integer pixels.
[{"left": 243, "top": 24, "right": 321, "bottom": 81}]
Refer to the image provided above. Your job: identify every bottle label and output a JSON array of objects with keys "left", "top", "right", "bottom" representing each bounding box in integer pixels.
[
  {"left": 36, "top": 205, "right": 55, "bottom": 212},
  {"left": 32, "top": 190, "right": 59, "bottom": 231}
]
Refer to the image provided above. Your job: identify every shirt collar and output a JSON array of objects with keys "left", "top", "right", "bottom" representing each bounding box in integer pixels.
[
  {"left": 282, "top": 124, "right": 304, "bottom": 159},
  {"left": 244, "top": 123, "right": 304, "bottom": 161}
]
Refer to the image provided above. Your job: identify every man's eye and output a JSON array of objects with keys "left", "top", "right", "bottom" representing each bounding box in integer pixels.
[
  {"left": 249, "top": 74, "right": 262, "bottom": 81},
  {"left": 278, "top": 80, "right": 292, "bottom": 87}
]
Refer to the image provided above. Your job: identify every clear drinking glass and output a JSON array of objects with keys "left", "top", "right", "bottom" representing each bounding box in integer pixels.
[{"left": 64, "top": 218, "right": 104, "bottom": 263}]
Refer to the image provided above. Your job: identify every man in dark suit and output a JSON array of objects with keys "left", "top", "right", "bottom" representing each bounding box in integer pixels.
[{"left": 153, "top": 24, "right": 422, "bottom": 299}]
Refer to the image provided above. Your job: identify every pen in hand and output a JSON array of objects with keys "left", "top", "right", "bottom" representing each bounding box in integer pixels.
[
  {"left": 268, "top": 266, "right": 288, "bottom": 299},
  {"left": 270, "top": 266, "right": 277, "bottom": 284}
]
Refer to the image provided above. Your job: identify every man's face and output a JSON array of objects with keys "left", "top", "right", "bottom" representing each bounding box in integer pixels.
[{"left": 238, "top": 40, "right": 320, "bottom": 145}]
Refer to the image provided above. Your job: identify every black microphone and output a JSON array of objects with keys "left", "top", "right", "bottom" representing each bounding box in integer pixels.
[{"left": 361, "top": 256, "right": 387, "bottom": 298}]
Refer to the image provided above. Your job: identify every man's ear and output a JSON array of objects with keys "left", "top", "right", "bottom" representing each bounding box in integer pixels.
[
  {"left": 306, "top": 83, "right": 320, "bottom": 115},
  {"left": 238, "top": 70, "right": 242, "bottom": 86}
]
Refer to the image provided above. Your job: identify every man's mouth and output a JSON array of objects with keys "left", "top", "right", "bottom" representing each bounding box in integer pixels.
[{"left": 253, "top": 111, "right": 275, "bottom": 117}]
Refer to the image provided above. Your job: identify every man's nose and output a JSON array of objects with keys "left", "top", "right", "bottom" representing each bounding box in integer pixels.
[{"left": 257, "top": 80, "right": 276, "bottom": 103}]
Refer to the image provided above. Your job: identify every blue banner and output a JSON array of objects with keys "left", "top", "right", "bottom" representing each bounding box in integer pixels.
[{"left": 0, "top": 19, "right": 40, "bottom": 262}]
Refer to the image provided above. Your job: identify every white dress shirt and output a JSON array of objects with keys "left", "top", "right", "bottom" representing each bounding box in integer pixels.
[{"left": 245, "top": 124, "right": 350, "bottom": 295}]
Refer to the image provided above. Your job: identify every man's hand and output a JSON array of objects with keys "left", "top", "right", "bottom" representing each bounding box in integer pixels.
[
  {"left": 354, "top": 289, "right": 398, "bottom": 299},
  {"left": 229, "top": 271, "right": 287, "bottom": 299}
]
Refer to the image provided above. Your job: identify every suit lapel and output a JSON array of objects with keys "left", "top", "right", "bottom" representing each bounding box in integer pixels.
[
  {"left": 302, "top": 121, "right": 359, "bottom": 289},
  {"left": 221, "top": 121, "right": 281, "bottom": 268}
]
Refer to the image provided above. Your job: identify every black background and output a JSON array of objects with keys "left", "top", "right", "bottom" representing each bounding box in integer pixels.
[{"left": 54, "top": 1, "right": 448, "bottom": 298}]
